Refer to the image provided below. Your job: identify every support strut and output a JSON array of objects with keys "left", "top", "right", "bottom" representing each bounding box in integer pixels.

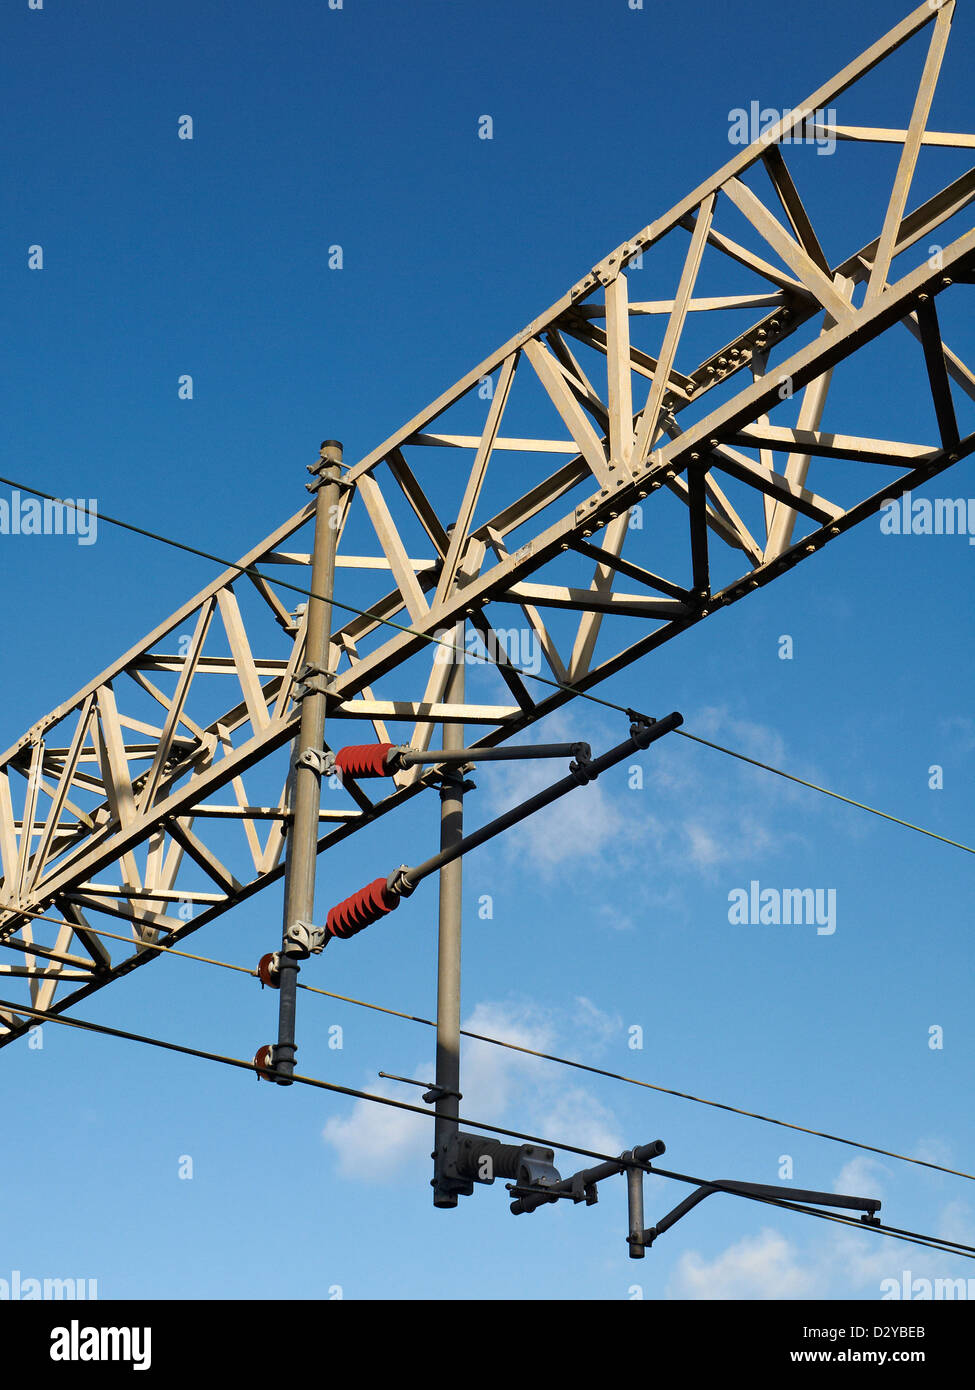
[
  {"left": 330, "top": 741, "right": 591, "bottom": 778},
  {"left": 432, "top": 623, "right": 468, "bottom": 1208},
  {"left": 505, "top": 1144, "right": 881, "bottom": 1260},
  {"left": 639, "top": 1176, "right": 882, "bottom": 1251},
  {"left": 257, "top": 441, "right": 343, "bottom": 1084},
  {"left": 315, "top": 712, "right": 683, "bottom": 945}
]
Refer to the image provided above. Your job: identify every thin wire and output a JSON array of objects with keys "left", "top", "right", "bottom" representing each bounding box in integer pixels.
[
  {"left": 2, "top": 485, "right": 972, "bottom": 1218},
  {"left": 2, "top": 994, "right": 971, "bottom": 1263},
  {"left": 0, "top": 910, "right": 258, "bottom": 976},
  {"left": 674, "top": 729, "right": 975, "bottom": 856},
  {"left": 5, "top": 904, "right": 975, "bottom": 1186},
  {"left": 0, "top": 994, "right": 656, "bottom": 1166},
  {"left": 648, "top": 1165, "right": 975, "bottom": 1259},
  {"left": 1, "top": 473, "right": 971, "bottom": 857}
]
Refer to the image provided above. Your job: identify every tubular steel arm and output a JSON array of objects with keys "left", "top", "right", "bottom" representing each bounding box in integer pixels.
[
  {"left": 642, "top": 1179, "right": 882, "bottom": 1247},
  {"left": 1, "top": 1, "right": 974, "bottom": 1045}
]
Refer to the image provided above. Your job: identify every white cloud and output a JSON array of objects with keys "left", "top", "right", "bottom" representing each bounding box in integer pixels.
[
  {"left": 691, "top": 707, "right": 791, "bottom": 769},
  {"left": 486, "top": 758, "right": 650, "bottom": 872},
  {"left": 912, "top": 1135, "right": 958, "bottom": 1171},
  {"left": 664, "top": 1150, "right": 975, "bottom": 1300},
  {"left": 572, "top": 995, "right": 623, "bottom": 1046},
  {"left": 537, "top": 1084, "right": 622, "bottom": 1157},
  {"left": 935, "top": 1200, "right": 975, "bottom": 1246},
  {"left": 668, "top": 1227, "right": 819, "bottom": 1300},
  {"left": 321, "top": 995, "right": 623, "bottom": 1184},
  {"left": 834, "top": 1156, "right": 889, "bottom": 1200},
  {"left": 641, "top": 704, "right": 817, "bottom": 874},
  {"left": 321, "top": 1077, "right": 431, "bottom": 1183},
  {"left": 477, "top": 712, "right": 660, "bottom": 874},
  {"left": 459, "top": 998, "right": 557, "bottom": 1114},
  {"left": 474, "top": 704, "right": 812, "bottom": 880}
]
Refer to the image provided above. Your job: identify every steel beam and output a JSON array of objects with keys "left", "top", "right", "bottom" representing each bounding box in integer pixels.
[{"left": 0, "top": 2, "right": 972, "bottom": 1049}]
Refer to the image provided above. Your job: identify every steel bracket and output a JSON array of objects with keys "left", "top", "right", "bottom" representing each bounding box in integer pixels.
[
  {"left": 568, "top": 751, "right": 598, "bottom": 786},
  {"left": 293, "top": 663, "right": 335, "bottom": 700},
  {"left": 421, "top": 1084, "right": 463, "bottom": 1105},
  {"left": 295, "top": 747, "right": 331, "bottom": 775},
  {"left": 306, "top": 446, "right": 355, "bottom": 493},
  {"left": 283, "top": 918, "right": 329, "bottom": 958},
  {"left": 435, "top": 768, "right": 476, "bottom": 799}
]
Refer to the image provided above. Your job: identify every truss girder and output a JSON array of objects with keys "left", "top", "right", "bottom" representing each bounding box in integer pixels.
[{"left": 1, "top": 0, "right": 973, "bottom": 1044}]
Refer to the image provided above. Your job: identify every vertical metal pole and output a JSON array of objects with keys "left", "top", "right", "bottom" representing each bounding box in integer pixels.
[
  {"left": 626, "top": 1159, "right": 646, "bottom": 1259},
  {"left": 274, "top": 440, "right": 343, "bottom": 1084},
  {"left": 432, "top": 620, "right": 466, "bottom": 1205}
]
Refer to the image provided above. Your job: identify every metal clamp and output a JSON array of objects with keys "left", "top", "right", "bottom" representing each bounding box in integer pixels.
[
  {"left": 293, "top": 663, "right": 335, "bottom": 701},
  {"left": 386, "top": 864, "right": 417, "bottom": 900},
  {"left": 305, "top": 442, "right": 354, "bottom": 493},
  {"left": 295, "top": 747, "right": 331, "bottom": 775},
  {"left": 568, "top": 749, "right": 598, "bottom": 786},
  {"left": 435, "top": 768, "right": 476, "bottom": 800},
  {"left": 627, "top": 711, "right": 662, "bottom": 749},
  {"left": 283, "top": 918, "right": 329, "bottom": 957},
  {"left": 376, "top": 1071, "right": 461, "bottom": 1104},
  {"left": 421, "top": 1084, "right": 463, "bottom": 1105},
  {"left": 318, "top": 750, "right": 340, "bottom": 778}
]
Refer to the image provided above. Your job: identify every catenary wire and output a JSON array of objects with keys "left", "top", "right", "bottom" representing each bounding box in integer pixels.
[
  {"left": 4, "top": 483, "right": 972, "bottom": 1267},
  {"left": 0, "top": 474, "right": 971, "bottom": 857},
  {"left": 1, "top": 994, "right": 972, "bottom": 1262},
  {"left": 5, "top": 905, "right": 975, "bottom": 1186},
  {"left": 2, "top": 484, "right": 972, "bottom": 1218},
  {"left": 648, "top": 1164, "right": 975, "bottom": 1257}
]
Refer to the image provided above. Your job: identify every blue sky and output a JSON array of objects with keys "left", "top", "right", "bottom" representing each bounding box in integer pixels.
[{"left": 2, "top": 0, "right": 974, "bottom": 1301}]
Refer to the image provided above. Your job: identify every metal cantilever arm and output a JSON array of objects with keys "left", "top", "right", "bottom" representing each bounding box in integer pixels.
[
  {"left": 394, "top": 741, "right": 591, "bottom": 768},
  {"left": 396, "top": 714, "right": 682, "bottom": 893},
  {"left": 645, "top": 1179, "right": 881, "bottom": 1245}
]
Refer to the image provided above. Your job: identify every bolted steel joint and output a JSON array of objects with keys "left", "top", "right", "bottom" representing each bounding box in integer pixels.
[
  {"left": 568, "top": 752, "right": 598, "bottom": 787},
  {"left": 283, "top": 918, "right": 329, "bottom": 957},
  {"left": 628, "top": 713, "right": 670, "bottom": 750},
  {"left": 293, "top": 665, "right": 335, "bottom": 701},
  {"left": 295, "top": 747, "right": 331, "bottom": 775},
  {"left": 564, "top": 1172, "right": 599, "bottom": 1206},
  {"left": 436, "top": 767, "right": 476, "bottom": 801},
  {"left": 306, "top": 439, "right": 347, "bottom": 491}
]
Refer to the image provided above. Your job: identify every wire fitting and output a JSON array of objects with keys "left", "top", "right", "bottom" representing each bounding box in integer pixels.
[
  {"left": 436, "top": 767, "right": 475, "bottom": 800},
  {"left": 293, "top": 663, "right": 335, "bottom": 701},
  {"left": 568, "top": 749, "right": 597, "bottom": 786},
  {"left": 305, "top": 440, "right": 352, "bottom": 492},
  {"left": 386, "top": 864, "right": 416, "bottom": 900}
]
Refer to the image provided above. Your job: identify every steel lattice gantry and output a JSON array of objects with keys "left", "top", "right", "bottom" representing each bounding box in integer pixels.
[{"left": 1, "top": 0, "right": 973, "bottom": 1046}]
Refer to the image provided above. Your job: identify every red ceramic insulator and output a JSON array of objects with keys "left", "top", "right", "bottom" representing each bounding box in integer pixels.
[
  {"left": 254, "top": 1044, "right": 275, "bottom": 1082},
  {"left": 326, "top": 877, "right": 401, "bottom": 940},
  {"left": 257, "top": 953, "right": 280, "bottom": 989},
  {"left": 334, "top": 744, "right": 395, "bottom": 778}
]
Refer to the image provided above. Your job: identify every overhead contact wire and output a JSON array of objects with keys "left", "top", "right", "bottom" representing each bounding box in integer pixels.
[
  {"left": 1, "top": 995, "right": 972, "bottom": 1263},
  {"left": 5, "top": 905, "right": 974, "bottom": 1186}
]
